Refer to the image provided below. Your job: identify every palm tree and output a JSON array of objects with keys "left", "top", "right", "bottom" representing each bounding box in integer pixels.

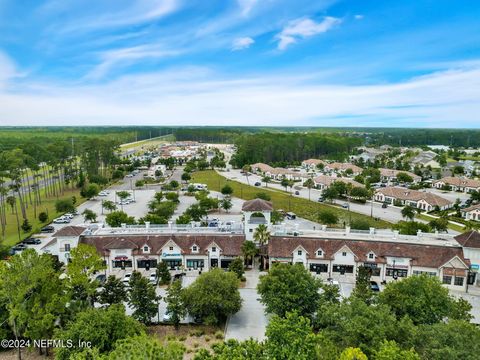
[
  {"left": 401, "top": 205, "right": 415, "bottom": 221},
  {"left": 242, "top": 165, "right": 251, "bottom": 185},
  {"left": 241, "top": 240, "right": 258, "bottom": 268},
  {"left": 262, "top": 176, "right": 271, "bottom": 188},
  {"left": 304, "top": 178, "right": 315, "bottom": 201},
  {"left": 253, "top": 224, "right": 270, "bottom": 245}
]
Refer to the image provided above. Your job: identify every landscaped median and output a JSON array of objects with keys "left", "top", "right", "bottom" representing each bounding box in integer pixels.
[{"left": 191, "top": 170, "right": 391, "bottom": 229}]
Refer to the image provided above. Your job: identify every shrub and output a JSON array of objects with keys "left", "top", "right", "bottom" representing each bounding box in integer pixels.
[
  {"left": 214, "top": 331, "right": 224, "bottom": 340},
  {"left": 38, "top": 211, "right": 48, "bottom": 223}
]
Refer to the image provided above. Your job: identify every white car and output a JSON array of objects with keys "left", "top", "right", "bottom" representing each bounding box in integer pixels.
[
  {"left": 122, "top": 273, "right": 132, "bottom": 284},
  {"left": 63, "top": 213, "right": 75, "bottom": 219},
  {"left": 327, "top": 278, "right": 340, "bottom": 287},
  {"left": 126, "top": 174, "right": 134, "bottom": 178},
  {"left": 98, "top": 191, "right": 108, "bottom": 196},
  {"left": 149, "top": 273, "right": 157, "bottom": 285},
  {"left": 162, "top": 311, "right": 172, "bottom": 322},
  {"left": 53, "top": 217, "right": 70, "bottom": 224}
]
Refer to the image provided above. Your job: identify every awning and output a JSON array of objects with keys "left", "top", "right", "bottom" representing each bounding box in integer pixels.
[{"left": 114, "top": 256, "right": 129, "bottom": 261}]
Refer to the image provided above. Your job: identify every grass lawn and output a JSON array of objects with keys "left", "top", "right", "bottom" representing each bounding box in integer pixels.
[
  {"left": 192, "top": 170, "right": 391, "bottom": 229},
  {"left": 416, "top": 213, "right": 466, "bottom": 233},
  {"left": 120, "top": 134, "right": 175, "bottom": 151},
  {"left": 148, "top": 324, "right": 223, "bottom": 360},
  {"left": 1, "top": 187, "right": 84, "bottom": 247}
]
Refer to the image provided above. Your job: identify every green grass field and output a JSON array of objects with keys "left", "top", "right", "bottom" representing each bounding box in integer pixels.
[
  {"left": 416, "top": 213, "right": 466, "bottom": 233},
  {"left": 192, "top": 170, "right": 391, "bottom": 229},
  {"left": 120, "top": 134, "right": 175, "bottom": 150},
  {"left": 1, "top": 187, "right": 84, "bottom": 247}
]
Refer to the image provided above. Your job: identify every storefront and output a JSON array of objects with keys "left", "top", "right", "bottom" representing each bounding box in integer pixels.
[
  {"left": 386, "top": 267, "right": 408, "bottom": 278},
  {"left": 220, "top": 259, "right": 234, "bottom": 269},
  {"left": 186, "top": 259, "right": 205, "bottom": 269},
  {"left": 162, "top": 253, "right": 183, "bottom": 269},
  {"left": 332, "top": 264, "right": 354, "bottom": 274},
  {"left": 112, "top": 256, "right": 132, "bottom": 269},
  {"left": 363, "top": 262, "right": 381, "bottom": 276},
  {"left": 309, "top": 263, "right": 328, "bottom": 273},
  {"left": 136, "top": 258, "right": 158, "bottom": 270}
]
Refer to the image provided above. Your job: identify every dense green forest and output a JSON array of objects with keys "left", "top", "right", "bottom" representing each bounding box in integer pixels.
[{"left": 230, "top": 132, "right": 362, "bottom": 167}]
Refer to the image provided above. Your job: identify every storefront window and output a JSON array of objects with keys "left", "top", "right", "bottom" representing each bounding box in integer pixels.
[
  {"left": 186, "top": 259, "right": 204, "bottom": 269},
  {"left": 163, "top": 259, "right": 182, "bottom": 269},
  {"left": 309, "top": 263, "right": 328, "bottom": 273},
  {"left": 442, "top": 275, "right": 452, "bottom": 284},
  {"left": 454, "top": 277, "right": 464, "bottom": 286},
  {"left": 386, "top": 268, "right": 407, "bottom": 277},
  {"left": 112, "top": 260, "right": 132, "bottom": 268},
  {"left": 332, "top": 265, "right": 354, "bottom": 274}
]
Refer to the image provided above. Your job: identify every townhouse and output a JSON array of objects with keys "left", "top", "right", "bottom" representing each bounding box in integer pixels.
[
  {"left": 313, "top": 175, "right": 364, "bottom": 191},
  {"left": 301, "top": 159, "right": 327, "bottom": 171},
  {"left": 433, "top": 176, "right": 480, "bottom": 193},
  {"left": 324, "top": 162, "right": 363, "bottom": 176},
  {"left": 267, "top": 235, "right": 470, "bottom": 291},
  {"left": 379, "top": 168, "right": 421, "bottom": 184},
  {"left": 461, "top": 204, "right": 480, "bottom": 222},
  {"left": 250, "top": 162, "right": 308, "bottom": 181},
  {"left": 410, "top": 150, "right": 440, "bottom": 169},
  {"left": 80, "top": 233, "right": 245, "bottom": 272},
  {"left": 374, "top": 187, "right": 453, "bottom": 211}
]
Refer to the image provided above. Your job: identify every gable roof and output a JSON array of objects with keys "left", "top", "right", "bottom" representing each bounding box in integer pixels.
[
  {"left": 53, "top": 225, "right": 86, "bottom": 237},
  {"left": 314, "top": 175, "right": 363, "bottom": 188},
  {"left": 375, "top": 187, "right": 452, "bottom": 207},
  {"left": 268, "top": 236, "right": 467, "bottom": 268},
  {"left": 462, "top": 204, "right": 480, "bottom": 213},
  {"left": 455, "top": 231, "right": 480, "bottom": 249},
  {"left": 80, "top": 234, "right": 245, "bottom": 257},
  {"left": 242, "top": 198, "right": 273, "bottom": 212},
  {"left": 434, "top": 176, "right": 480, "bottom": 189}
]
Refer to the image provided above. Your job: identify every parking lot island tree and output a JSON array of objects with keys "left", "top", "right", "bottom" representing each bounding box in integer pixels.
[
  {"left": 165, "top": 280, "right": 187, "bottom": 329},
  {"left": 183, "top": 268, "right": 242, "bottom": 325},
  {"left": 257, "top": 263, "right": 322, "bottom": 318},
  {"left": 105, "top": 210, "right": 136, "bottom": 227},
  {"left": 156, "top": 261, "right": 172, "bottom": 285},
  {"left": 128, "top": 271, "right": 161, "bottom": 325},
  {"left": 82, "top": 209, "right": 97, "bottom": 223},
  {"left": 99, "top": 275, "right": 127, "bottom": 306}
]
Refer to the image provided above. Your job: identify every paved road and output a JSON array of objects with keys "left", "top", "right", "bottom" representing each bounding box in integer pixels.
[{"left": 220, "top": 169, "right": 406, "bottom": 224}]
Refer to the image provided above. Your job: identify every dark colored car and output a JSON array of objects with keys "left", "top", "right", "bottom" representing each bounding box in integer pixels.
[
  {"left": 370, "top": 281, "right": 380, "bottom": 292},
  {"left": 254, "top": 182, "right": 261, "bottom": 186},
  {"left": 12, "top": 244, "right": 27, "bottom": 251},
  {"left": 95, "top": 274, "right": 107, "bottom": 285},
  {"left": 23, "top": 238, "right": 41, "bottom": 245},
  {"left": 294, "top": 191, "right": 300, "bottom": 195},
  {"left": 173, "top": 272, "right": 186, "bottom": 280},
  {"left": 41, "top": 225, "right": 55, "bottom": 233},
  {"left": 382, "top": 203, "right": 388, "bottom": 208},
  {"left": 318, "top": 197, "right": 325, "bottom": 202}
]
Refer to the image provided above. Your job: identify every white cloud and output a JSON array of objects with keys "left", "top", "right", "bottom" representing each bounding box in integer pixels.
[
  {"left": 276, "top": 17, "right": 341, "bottom": 50},
  {"left": 238, "top": 0, "right": 258, "bottom": 16},
  {"left": 1, "top": 64, "right": 480, "bottom": 127},
  {"left": 354, "top": 14, "right": 364, "bottom": 20},
  {"left": 232, "top": 37, "right": 255, "bottom": 51},
  {"left": 0, "top": 51, "right": 18, "bottom": 89},
  {"left": 85, "top": 45, "right": 181, "bottom": 80}
]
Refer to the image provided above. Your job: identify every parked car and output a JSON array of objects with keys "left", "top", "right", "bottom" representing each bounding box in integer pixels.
[
  {"left": 53, "top": 217, "right": 70, "bottom": 224},
  {"left": 173, "top": 272, "right": 186, "bottom": 280},
  {"left": 122, "top": 273, "right": 132, "bottom": 284},
  {"left": 95, "top": 274, "right": 107, "bottom": 285},
  {"left": 22, "top": 238, "right": 41, "bottom": 245},
  {"left": 327, "top": 278, "right": 340, "bottom": 287},
  {"left": 286, "top": 212, "right": 296, "bottom": 220},
  {"left": 254, "top": 182, "right": 261, "bottom": 186},
  {"left": 149, "top": 273, "right": 158, "bottom": 285},
  {"left": 370, "top": 281, "right": 380, "bottom": 292},
  {"left": 317, "top": 197, "right": 325, "bottom": 202},
  {"left": 162, "top": 311, "right": 172, "bottom": 322},
  {"left": 381, "top": 202, "right": 388, "bottom": 208},
  {"left": 41, "top": 225, "right": 55, "bottom": 233},
  {"left": 341, "top": 203, "right": 349, "bottom": 209},
  {"left": 12, "top": 243, "right": 27, "bottom": 251},
  {"left": 98, "top": 191, "right": 108, "bottom": 196},
  {"left": 294, "top": 191, "right": 300, "bottom": 195},
  {"left": 63, "top": 213, "right": 75, "bottom": 219},
  {"left": 125, "top": 174, "right": 134, "bottom": 178}
]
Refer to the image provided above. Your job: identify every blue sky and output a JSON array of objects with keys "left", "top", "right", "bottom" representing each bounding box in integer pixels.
[{"left": 0, "top": 0, "right": 479, "bottom": 127}]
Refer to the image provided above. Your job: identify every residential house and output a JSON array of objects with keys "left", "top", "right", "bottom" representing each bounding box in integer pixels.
[
  {"left": 433, "top": 177, "right": 480, "bottom": 193},
  {"left": 410, "top": 150, "right": 440, "bottom": 169},
  {"left": 314, "top": 175, "right": 363, "bottom": 191},
  {"left": 324, "top": 162, "right": 363, "bottom": 176},
  {"left": 374, "top": 187, "right": 453, "bottom": 211},
  {"left": 461, "top": 204, "right": 480, "bottom": 222},
  {"left": 301, "top": 159, "right": 326, "bottom": 171},
  {"left": 379, "top": 168, "right": 421, "bottom": 184}
]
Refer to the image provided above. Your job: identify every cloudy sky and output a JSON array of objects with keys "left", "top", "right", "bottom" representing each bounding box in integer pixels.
[{"left": 0, "top": 0, "right": 479, "bottom": 127}]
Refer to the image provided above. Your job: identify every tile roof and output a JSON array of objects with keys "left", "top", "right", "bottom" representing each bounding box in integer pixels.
[
  {"left": 379, "top": 168, "right": 421, "bottom": 181},
  {"left": 434, "top": 177, "right": 480, "bottom": 189},
  {"left": 462, "top": 203, "right": 480, "bottom": 213},
  {"left": 314, "top": 175, "right": 363, "bottom": 188},
  {"left": 326, "top": 162, "right": 363, "bottom": 173},
  {"left": 268, "top": 236, "right": 467, "bottom": 268},
  {"left": 302, "top": 159, "right": 326, "bottom": 166},
  {"left": 455, "top": 231, "right": 480, "bottom": 249},
  {"left": 375, "top": 187, "right": 452, "bottom": 207},
  {"left": 40, "top": 238, "right": 57, "bottom": 250},
  {"left": 242, "top": 198, "right": 273, "bottom": 212},
  {"left": 80, "top": 234, "right": 245, "bottom": 257},
  {"left": 53, "top": 226, "right": 86, "bottom": 237}
]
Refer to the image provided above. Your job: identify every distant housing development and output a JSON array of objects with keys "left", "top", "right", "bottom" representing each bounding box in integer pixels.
[{"left": 433, "top": 177, "right": 480, "bottom": 193}]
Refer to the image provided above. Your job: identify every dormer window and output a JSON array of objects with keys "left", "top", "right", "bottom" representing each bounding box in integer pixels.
[
  {"left": 169, "top": 246, "right": 174, "bottom": 251},
  {"left": 317, "top": 250, "right": 323, "bottom": 257},
  {"left": 342, "top": 252, "right": 347, "bottom": 257},
  {"left": 143, "top": 246, "right": 149, "bottom": 252},
  {"left": 192, "top": 245, "right": 198, "bottom": 252},
  {"left": 212, "top": 247, "right": 217, "bottom": 252},
  {"left": 368, "top": 252, "right": 375, "bottom": 259},
  {"left": 297, "top": 250, "right": 302, "bottom": 256}
]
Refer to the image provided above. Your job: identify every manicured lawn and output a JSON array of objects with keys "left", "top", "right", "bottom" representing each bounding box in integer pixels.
[
  {"left": 416, "top": 213, "right": 466, "bottom": 233},
  {"left": 192, "top": 170, "right": 391, "bottom": 229},
  {"left": 1, "top": 187, "right": 84, "bottom": 247},
  {"left": 120, "top": 134, "right": 175, "bottom": 151}
]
